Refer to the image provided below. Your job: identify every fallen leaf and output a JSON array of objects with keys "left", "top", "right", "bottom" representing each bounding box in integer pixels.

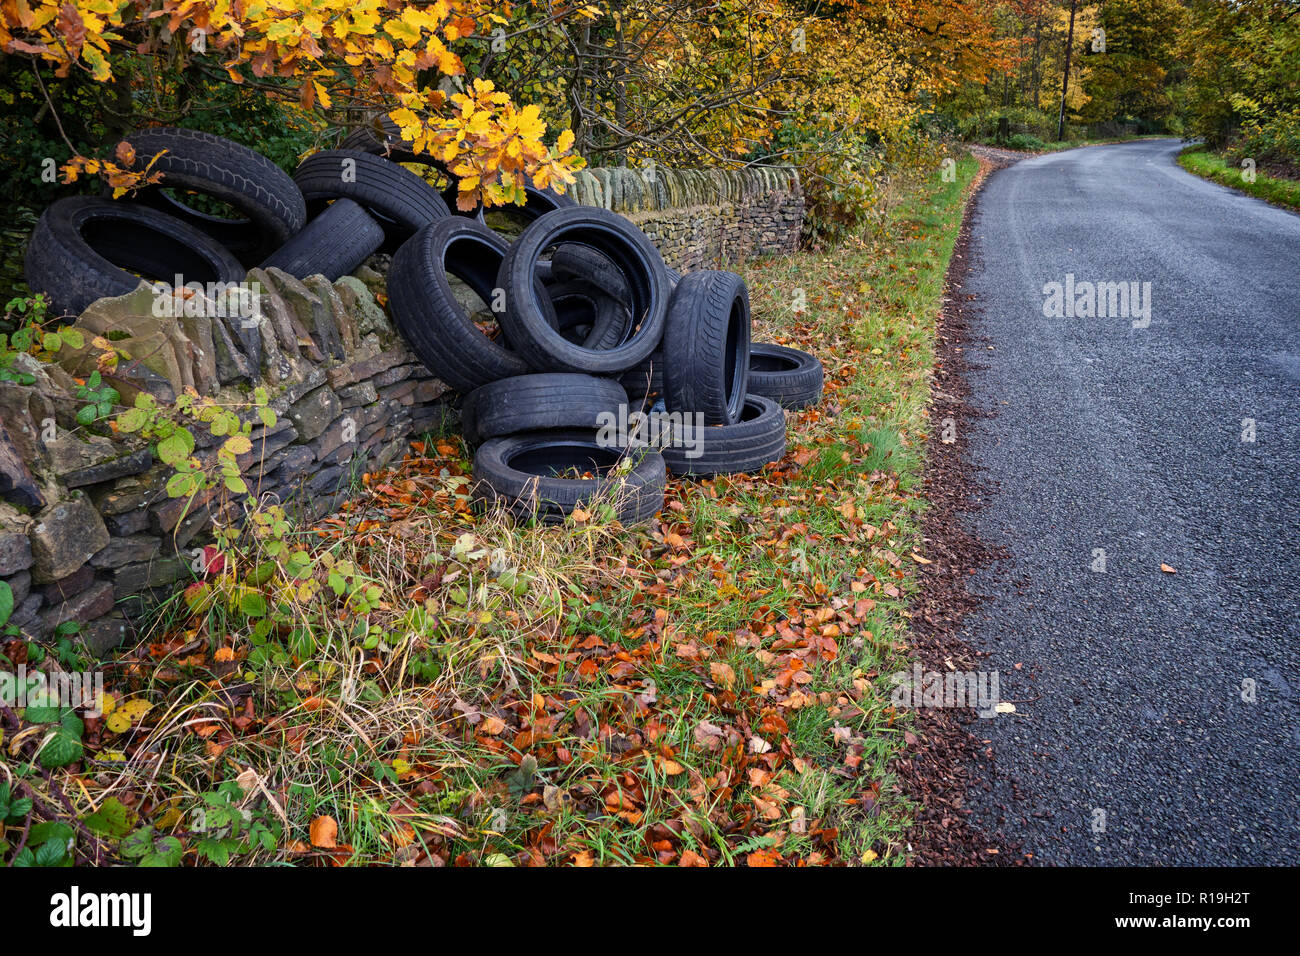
[
  {"left": 310, "top": 815, "right": 338, "bottom": 848},
  {"left": 709, "top": 661, "right": 736, "bottom": 689},
  {"left": 694, "top": 721, "right": 726, "bottom": 751}
]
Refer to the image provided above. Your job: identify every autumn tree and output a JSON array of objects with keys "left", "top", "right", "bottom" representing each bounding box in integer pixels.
[
  {"left": 1178, "top": 0, "right": 1300, "bottom": 165},
  {"left": 1077, "top": 0, "right": 1185, "bottom": 129},
  {"left": 0, "top": 1, "right": 586, "bottom": 208}
]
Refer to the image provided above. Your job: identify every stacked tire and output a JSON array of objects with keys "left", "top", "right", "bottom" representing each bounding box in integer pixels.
[
  {"left": 388, "top": 200, "right": 825, "bottom": 524},
  {"left": 24, "top": 127, "right": 454, "bottom": 317},
  {"left": 24, "top": 120, "right": 825, "bottom": 527}
]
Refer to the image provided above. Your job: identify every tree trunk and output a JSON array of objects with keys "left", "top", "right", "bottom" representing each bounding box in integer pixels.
[{"left": 1057, "top": 0, "right": 1079, "bottom": 142}]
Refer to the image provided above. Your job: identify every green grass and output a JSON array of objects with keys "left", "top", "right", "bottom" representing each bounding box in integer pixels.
[{"left": 1177, "top": 144, "right": 1300, "bottom": 212}]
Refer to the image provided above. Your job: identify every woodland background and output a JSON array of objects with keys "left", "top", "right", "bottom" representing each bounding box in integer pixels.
[{"left": 0, "top": 0, "right": 1296, "bottom": 270}]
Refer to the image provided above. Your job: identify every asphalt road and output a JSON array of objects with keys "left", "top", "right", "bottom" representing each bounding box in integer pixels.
[{"left": 958, "top": 139, "right": 1300, "bottom": 865}]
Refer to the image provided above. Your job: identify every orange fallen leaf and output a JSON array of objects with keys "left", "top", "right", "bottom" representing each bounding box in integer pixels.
[
  {"left": 310, "top": 815, "right": 338, "bottom": 848},
  {"left": 709, "top": 661, "right": 736, "bottom": 689},
  {"left": 1160, "top": 563, "right": 1176, "bottom": 573}
]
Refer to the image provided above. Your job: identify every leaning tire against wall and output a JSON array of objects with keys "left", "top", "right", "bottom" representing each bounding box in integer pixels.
[
  {"left": 258, "top": 199, "right": 384, "bottom": 281},
  {"left": 462, "top": 373, "right": 628, "bottom": 445},
  {"left": 497, "top": 207, "right": 671, "bottom": 374},
  {"left": 747, "top": 344, "right": 824, "bottom": 409},
  {"left": 122, "top": 127, "right": 306, "bottom": 265},
  {"left": 659, "top": 395, "right": 786, "bottom": 478},
  {"left": 388, "top": 218, "right": 531, "bottom": 393},
  {"left": 661, "top": 270, "right": 751, "bottom": 425},
  {"left": 25, "top": 197, "right": 246, "bottom": 318},
  {"left": 293, "top": 150, "right": 449, "bottom": 244},
  {"left": 473, "top": 430, "right": 665, "bottom": 525}
]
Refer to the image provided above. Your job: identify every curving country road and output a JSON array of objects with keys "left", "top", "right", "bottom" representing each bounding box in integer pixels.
[{"left": 957, "top": 139, "right": 1300, "bottom": 865}]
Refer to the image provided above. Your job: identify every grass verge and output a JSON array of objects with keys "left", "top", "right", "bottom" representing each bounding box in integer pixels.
[
  {"left": 2, "top": 156, "right": 980, "bottom": 867},
  {"left": 1178, "top": 144, "right": 1300, "bottom": 212}
]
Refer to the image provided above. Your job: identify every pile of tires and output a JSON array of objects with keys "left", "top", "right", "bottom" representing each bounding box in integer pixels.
[
  {"left": 389, "top": 201, "right": 824, "bottom": 524},
  {"left": 24, "top": 126, "right": 462, "bottom": 317},
  {"left": 23, "top": 122, "right": 825, "bottom": 526}
]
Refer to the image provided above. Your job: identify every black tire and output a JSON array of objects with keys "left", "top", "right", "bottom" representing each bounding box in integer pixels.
[
  {"left": 388, "top": 218, "right": 530, "bottom": 393},
  {"left": 662, "top": 270, "right": 751, "bottom": 425},
  {"left": 257, "top": 198, "right": 384, "bottom": 281},
  {"left": 659, "top": 395, "right": 786, "bottom": 477},
  {"left": 293, "top": 150, "right": 449, "bottom": 244},
  {"left": 462, "top": 373, "right": 628, "bottom": 444},
  {"left": 473, "top": 430, "right": 665, "bottom": 525},
  {"left": 25, "top": 197, "right": 246, "bottom": 318},
  {"left": 123, "top": 127, "right": 306, "bottom": 264},
  {"left": 747, "top": 344, "right": 824, "bottom": 409},
  {"left": 549, "top": 245, "right": 680, "bottom": 299},
  {"left": 619, "top": 351, "right": 665, "bottom": 407},
  {"left": 547, "top": 243, "right": 629, "bottom": 303},
  {"left": 548, "top": 280, "right": 630, "bottom": 350},
  {"left": 497, "top": 207, "right": 670, "bottom": 373}
]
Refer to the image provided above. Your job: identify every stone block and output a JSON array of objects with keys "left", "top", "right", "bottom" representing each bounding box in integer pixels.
[
  {"left": 29, "top": 496, "right": 110, "bottom": 583},
  {"left": 286, "top": 385, "right": 342, "bottom": 443}
]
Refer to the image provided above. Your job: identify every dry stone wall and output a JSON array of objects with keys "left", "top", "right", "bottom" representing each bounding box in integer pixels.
[
  {"left": 0, "top": 165, "right": 804, "bottom": 655},
  {"left": 0, "top": 263, "right": 450, "bottom": 654},
  {"left": 567, "top": 165, "right": 804, "bottom": 270}
]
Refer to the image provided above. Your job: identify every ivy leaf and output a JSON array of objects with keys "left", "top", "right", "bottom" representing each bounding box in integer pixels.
[
  {"left": 0, "top": 580, "right": 12, "bottom": 627},
  {"left": 123, "top": 828, "right": 184, "bottom": 866},
  {"left": 5, "top": 795, "right": 33, "bottom": 822},
  {"left": 83, "top": 797, "right": 136, "bottom": 838},
  {"left": 165, "top": 472, "right": 197, "bottom": 499},
  {"left": 34, "top": 837, "right": 71, "bottom": 867},
  {"left": 197, "top": 838, "right": 232, "bottom": 866},
  {"left": 222, "top": 434, "right": 252, "bottom": 456},
  {"left": 239, "top": 591, "right": 267, "bottom": 618},
  {"left": 156, "top": 429, "right": 195, "bottom": 465},
  {"left": 23, "top": 696, "right": 63, "bottom": 724},
  {"left": 38, "top": 727, "right": 84, "bottom": 769},
  {"left": 141, "top": 836, "right": 184, "bottom": 867},
  {"left": 116, "top": 407, "right": 148, "bottom": 433}
]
